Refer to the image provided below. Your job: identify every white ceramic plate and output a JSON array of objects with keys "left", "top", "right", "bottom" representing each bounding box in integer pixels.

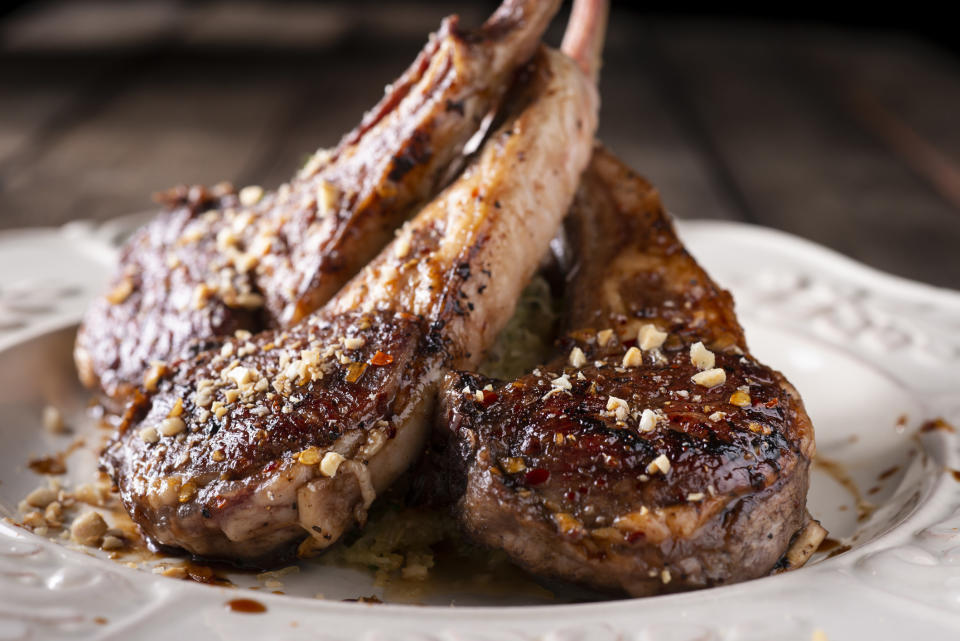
[{"left": 1, "top": 217, "right": 959, "bottom": 640}]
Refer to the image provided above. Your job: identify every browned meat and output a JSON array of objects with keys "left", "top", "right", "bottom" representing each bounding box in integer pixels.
[
  {"left": 429, "top": 146, "right": 821, "bottom": 596},
  {"left": 101, "top": 45, "right": 599, "bottom": 562},
  {"left": 75, "top": 0, "right": 562, "bottom": 403}
]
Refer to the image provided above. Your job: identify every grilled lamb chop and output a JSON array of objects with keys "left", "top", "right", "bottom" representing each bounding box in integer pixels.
[
  {"left": 75, "top": 0, "right": 561, "bottom": 403},
  {"left": 429, "top": 145, "right": 823, "bottom": 596},
  {"left": 102, "top": 42, "right": 599, "bottom": 561}
]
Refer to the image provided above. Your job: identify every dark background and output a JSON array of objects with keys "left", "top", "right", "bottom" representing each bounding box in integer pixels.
[{"left": 2, "top": 1, "right": 958, "bottom": 288}]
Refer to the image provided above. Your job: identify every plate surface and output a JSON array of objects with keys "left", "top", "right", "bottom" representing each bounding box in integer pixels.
[{"left": 1, "top": 218, "right": 959, "bottom": 640}]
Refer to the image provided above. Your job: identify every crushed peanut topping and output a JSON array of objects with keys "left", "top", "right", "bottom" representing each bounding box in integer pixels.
[
  {"left": 687, "top": 492, "right": 706, "bottom": 502},
  {"left": 143, "top": 361, "right": 168, "bottom": 392},
  {"left": 622, "top": 346, "right": 643, "bottom": 368},
  {"left": 568, "top": 347, "right": 587, "bottom": 368},
  {"left": 606, "top": 396, "right": 630, "bottom": 422},
  {"left": 316, "top": 180, "right": 339, "bottom": 214},
  {"left": 343, "top": 336, "right": 366, "bottom": 350},
  {"left": 638, "top": 324, "right": 667, "bottom": 350},
  {"left": 393, "top": 232, "right": 411, "bottom": 260},
  {"left": 729, "top": 390, "right": 751, "bottom": 407},
  {"left": 551, "top": 373, "right": 572, "bottom": 391},
  {"left": 708, "top": 411, "right": 727, "bottom": 422},
  {"left": 71, "top": 511, "right": 107, "bottom": 547},
  {"left": 139, "top": 426, "right": 159, "bottom": 443},
  {"left": 638, "top": 408, "right": 659, "bottom": 433},
  {"left": 319, "top": 452, "right": 345, "bottom": 477},
  {"left": 646, "top": 453, "right": 671, "bottom": 475},
  {"left": 238, "top": 185, "right": 264, "bottom": 207},
  {"left": 597, "top": 329, "right": 614, "bottom": 347},
  {"left": 159, "top": 417, "right": 186, "bottom": 436},
  {"left": 690, "top": 341, "right": 715, "bottom": 370},
  {"left": 168, "top": 397, "right": 184, "bottom": 418},
  {"left": 25, "top": 486, "right": 57, "bottom": 508},
  {"left": 106, "top": 277, "right": 134, "bottom": 304},
  {"left": 42, "top": 406, "right": 65, "bottom": 434},
  {"left": 552, "top": 512, "right": 584, "bottom": 535},
  {"left": 661, "top": 569, "right": 672, "bottom": 584},
  {"left": 501, "top": 457, "right": 527, "bottom": 474},
  {"left": 298, "top": 447, "right": 322, "bottom": 466},
  {"left": 692, "top": 368, "right": 727, "bottom": 388}
]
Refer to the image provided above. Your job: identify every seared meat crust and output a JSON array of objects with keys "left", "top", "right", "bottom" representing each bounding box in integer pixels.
[
  {"left": 431, "top": 146, "right": 817, "bottom": 595},
  {"left": 76, "top": 0, "right": 562, "bottom": 403},
  {"left": 103, "top": 46, "right": 599, "bottom": 561}
]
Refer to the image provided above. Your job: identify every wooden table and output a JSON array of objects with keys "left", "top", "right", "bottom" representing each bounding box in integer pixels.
[{"left": 2, "top": 1, "right": 958, "bottom": 289}]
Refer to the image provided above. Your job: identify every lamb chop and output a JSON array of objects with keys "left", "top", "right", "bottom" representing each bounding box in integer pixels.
[
  {"left": 75, "top": 0, "right": 562, "bottom": 403},
  {"left": 101, "top": 31, "right": 600, "bottom": 561},
  {"left": 429, "top": 144, "right": 825, "bottom": 596}
]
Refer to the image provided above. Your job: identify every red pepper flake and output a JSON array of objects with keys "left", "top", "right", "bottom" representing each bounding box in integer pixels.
[
  {"left": 764, "top": 398, "right": 780, "bottom": 408},
  {"left": 480, "top": 389, "right": 498, "bottom": 406},
  {"left": 370, "top": 351, "right": 393, "bottom": 366},
  {"left": 524, "top": 468, "right": 549, "bottom": 485}
]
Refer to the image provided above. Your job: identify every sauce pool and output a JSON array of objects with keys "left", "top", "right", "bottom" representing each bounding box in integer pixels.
[{"left": 226, "top": 598, "right": 267, "bottom": 614}]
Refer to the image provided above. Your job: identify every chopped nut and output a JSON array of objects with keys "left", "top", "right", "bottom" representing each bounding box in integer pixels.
[
  {"left": 708, "top": 411, "right": 727, "bottom": 422},
  {"left": 687, "top": 492, "right": 705, "bottom": 502},
  {"left": 551, "top": 374, "right": 572, "bottom": 391},
  {"left": 690, "top": 341, "right": 715, "bottom": 370},
  {"left": 729, "top": 390, "right": 751, "bottom": 407},
  {"left": 661, "top": 568, "right": 672, "bottom": 584},
  {"left": 238, "top": 185, "right": 264, "bottom": 207},
  {"left": 748, "top": 422, "right": 772, "bottom": 435},
  {"left": 231, "top": 292, "right": 264, "bottom": 309},
  {"left": 319, "top": 452, "right": 345, "bottom": 477},
  {"left": 101, "top": 535, "right": 125, "bottom": 551},
  {"left": 316, "top": 179, "right": 339, "bottom": 214},
  {"left": 638, "top": 408, "right": 659, "bottom": 433},
  {"left": 178, "top": 481, "right": 197, "bottom": 503},
  {"left": 226, "top": 366, "right": 254, "bottom": 388},
  {"left": 552, "top": 512, "right": 584, "bottom": 535},
  {"left": 394, "top": 233, "right": 411, "bottom": 259},
  {"left": 44, "top": 501, "right": 63, "bottom": 527},
  {"left": 622, "top": 346, "right": 643, "bottom": 368},
  {"left": 501, "top": 457, "right": 527, "bottom": 474},
  {"left": 42, "top": 405, "right": 65, "bottom": 434},
  {"left": 25, "top": 486, "right": 57, "bottom": 508},
  {"left": 212, "top": 401, "right": 228, "bottom": 419},
  {"left": 22, "top": 510, "right": 46, "bottom": 529},
  {"left": 70, "top": 511, "right": 108, "bottom": 547},
  {"left": 298, "top": 447, "right": 322, "bottom": 466},
  {"left": 638, "top": 324, "right": 667, "bottom": 350},
  {"left": 159, "top": 417, "right": 186, "bottom": 436},
  {"left": 74, "top": 482, "right": 110, "bottom": 506},
  {"left": 168, "top": 397, "right": 184, "bottom": 418},
  {"left": 143, "top": 361, "right": 168, "bottom": 392},
  {"left": 692, "top": 368, "right": 726, "bottom": 388},
  {"left": 139, "top": 426, "right": 160, "bottom": 443},
  {"left": 106, "top": 277, "right": 134, "bottom": 304},
  {"left": 211, "top": 449, "right": 226, "bottom": 463},
  {"left": 597, "top": 329, "right": 614, "bottom": 347},
  {"left": 606, "top": 396, "right": 630, "bottom": 422},
  {"left": 343, "top": 336, "right": 365, "bottom": 350},
  {"left": 646, "top": 454, "right": 671, "bottom": 475},
  {"left": 568, "top": 347, "right": 587, "bottom": 368}
]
